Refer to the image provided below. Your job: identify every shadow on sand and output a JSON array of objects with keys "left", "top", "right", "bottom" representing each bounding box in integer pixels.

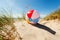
[{"left": 30, "top": 23, "right": 56, "bottom": 35}]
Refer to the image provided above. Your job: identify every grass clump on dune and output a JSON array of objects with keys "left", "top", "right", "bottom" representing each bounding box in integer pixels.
[
  {"left": 0, "top": 9, "right": 22, "bottom": 40},
  {"left": 43, "top": 9, "right": 60, "bottom": 21}
]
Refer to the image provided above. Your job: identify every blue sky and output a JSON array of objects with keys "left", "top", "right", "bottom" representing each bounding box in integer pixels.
[{"left": 0, "top": 0, "right": 60, "bottom": 18}]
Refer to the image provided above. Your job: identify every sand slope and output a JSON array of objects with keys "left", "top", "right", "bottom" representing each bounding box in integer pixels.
[{"left": 14, "top": 20, "right": 60, "bottom": 40}]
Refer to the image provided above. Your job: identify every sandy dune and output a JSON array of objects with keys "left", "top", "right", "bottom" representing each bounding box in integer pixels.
[{"left": 14, "top": 20, "right": 60, "bottom": 40}]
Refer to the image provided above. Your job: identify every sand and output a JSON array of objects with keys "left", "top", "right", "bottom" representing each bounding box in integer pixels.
[{"left": 14, "top": 20, "right": 60, "bottom": 40}]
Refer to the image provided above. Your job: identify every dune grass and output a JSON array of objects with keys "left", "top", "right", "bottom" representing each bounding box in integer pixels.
[
  {"left": 0, "top": 9, "right": 22, "bottom": 40},
  {"left": 43, "top": 9, "right": 60, "bottom": 21}
]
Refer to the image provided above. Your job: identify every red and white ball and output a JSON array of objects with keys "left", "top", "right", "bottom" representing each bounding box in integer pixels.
[{"left": 26, "top": 9, "right": 40, "bottom": 24}]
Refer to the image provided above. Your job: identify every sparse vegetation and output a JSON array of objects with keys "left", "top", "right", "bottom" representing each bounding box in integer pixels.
[
  {"left": 17, "top": 13, "right": 25, "bottom": 21},
  {"left": 0, "top": 9, "right": 22, "bottom": 40},
  {"left": 43, "top": 9, "right": 60, "bottom": 21}
]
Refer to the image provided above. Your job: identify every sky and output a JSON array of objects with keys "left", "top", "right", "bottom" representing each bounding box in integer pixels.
[{"left": 0, "top": 0, "right": 60, "bottom": 18}]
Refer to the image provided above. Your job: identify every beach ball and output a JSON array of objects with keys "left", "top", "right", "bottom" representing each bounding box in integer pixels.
[{"left": 26, "top": 9, "right": 40, "bottom": 24}]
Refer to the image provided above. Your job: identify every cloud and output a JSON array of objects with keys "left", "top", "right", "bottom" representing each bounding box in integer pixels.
[
  {"left": 0, "top": 0, "right": 23, "bottom": 18},
  {"left": 40, "top": 14, "right": 47, "bottom": 18},
  {"left": 13, "top": 14, "right": 23, "bottom": 18},
  {"left": 0, "top": 0, "right": 47, "bottom": 18}
]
